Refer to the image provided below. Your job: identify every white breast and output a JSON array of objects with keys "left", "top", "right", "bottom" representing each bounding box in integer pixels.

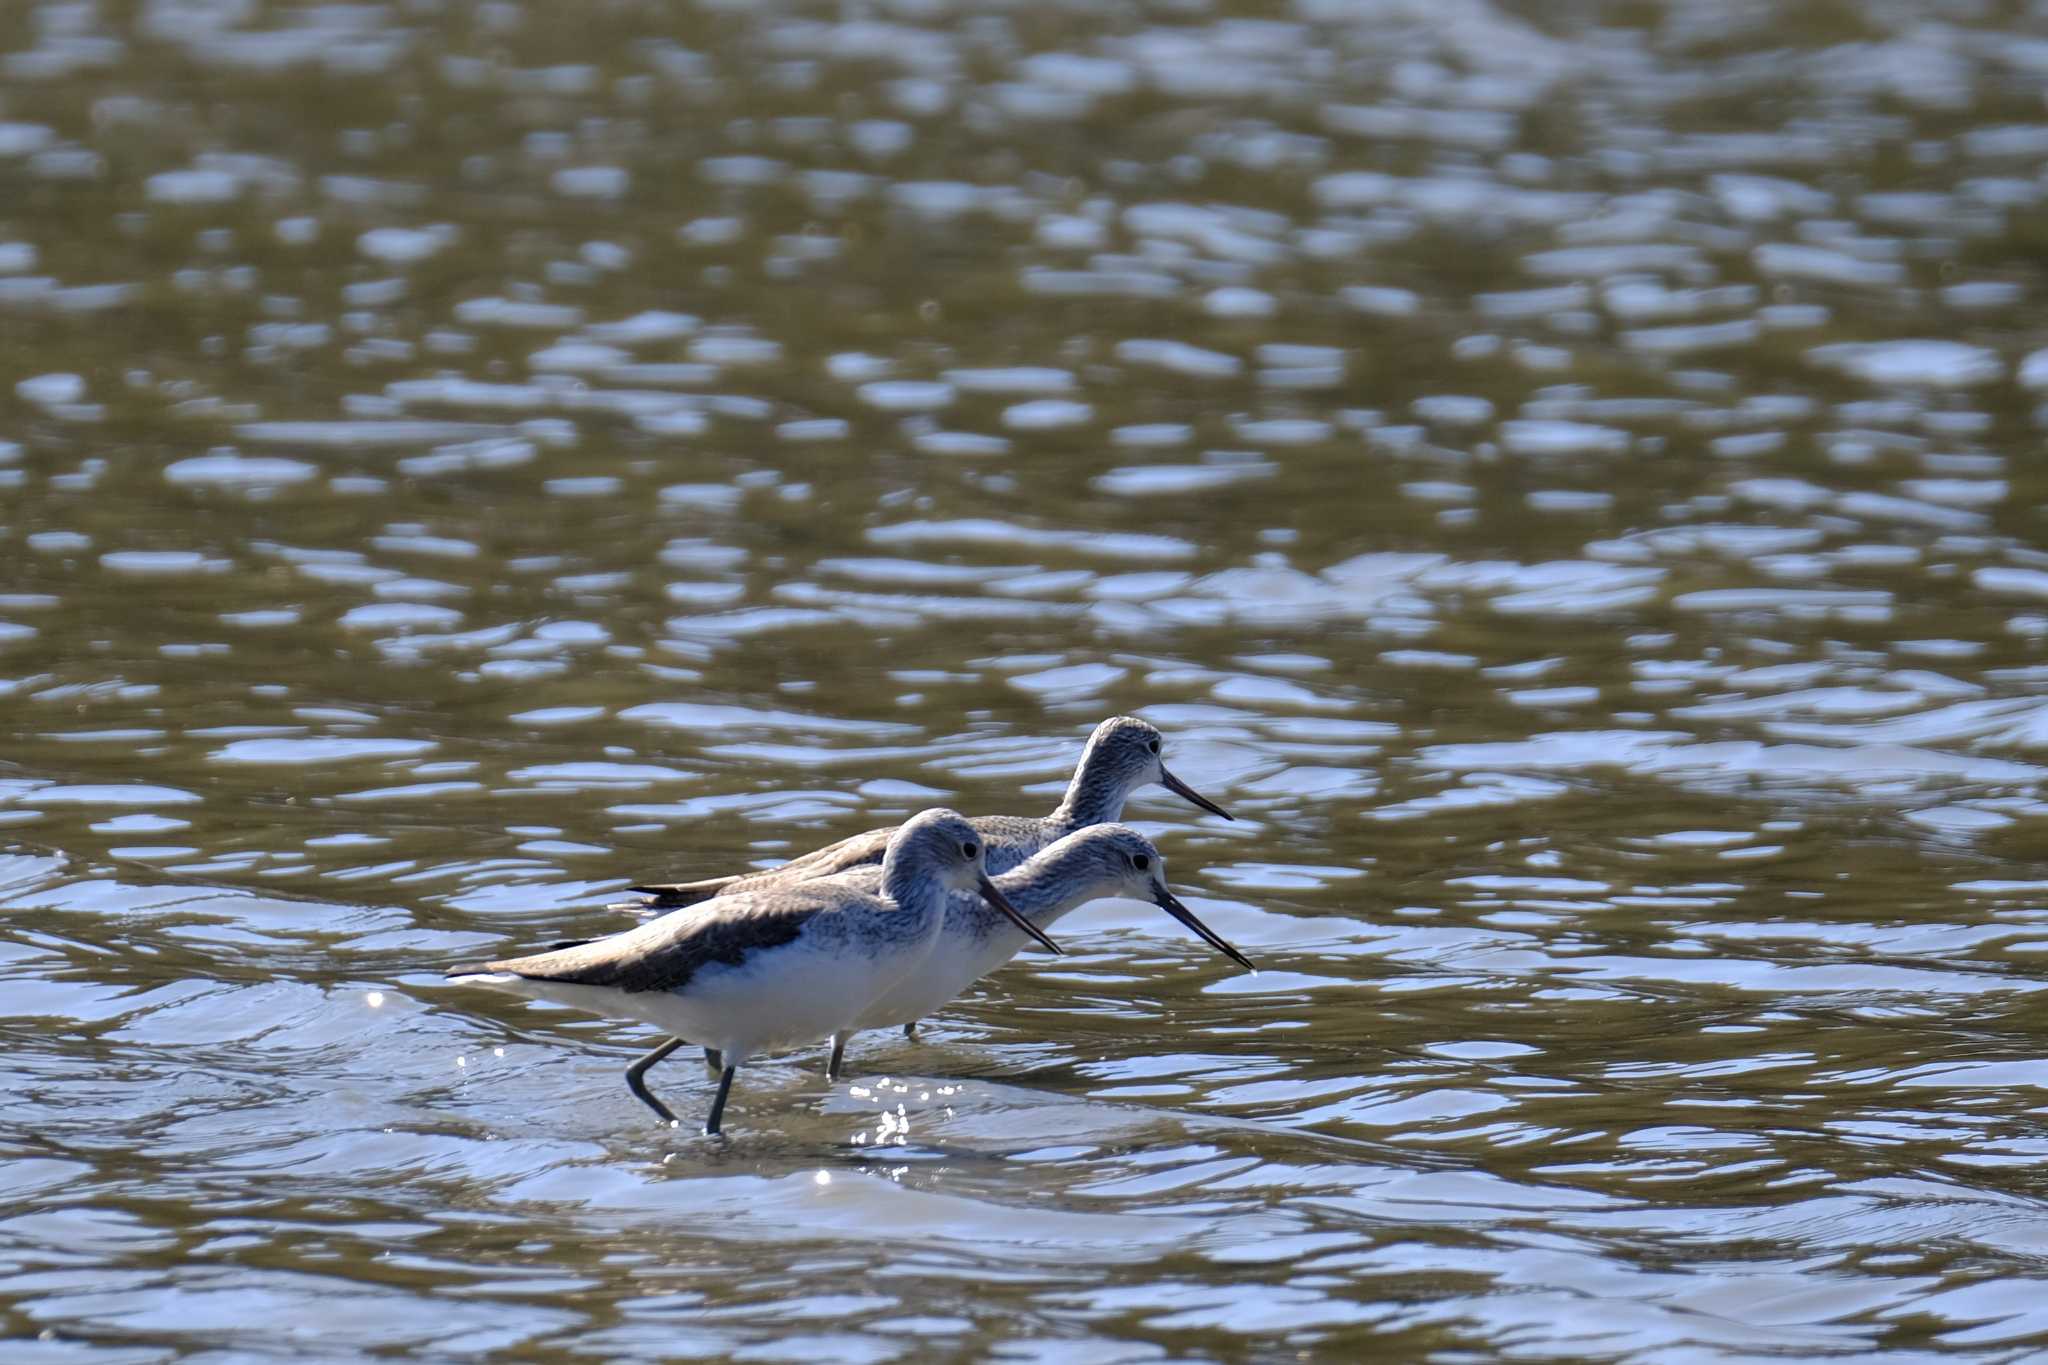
[
  {"left": 848, "top": 898, "right": 1032, "bottom": 1030},
  {"left": 471, "top": 908, "right": 948, "bottom": 1064}
]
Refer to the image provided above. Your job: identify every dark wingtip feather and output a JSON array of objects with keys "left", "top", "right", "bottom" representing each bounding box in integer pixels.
[{"left": 630, "top": 885, "right": 719, "bottom": 909}]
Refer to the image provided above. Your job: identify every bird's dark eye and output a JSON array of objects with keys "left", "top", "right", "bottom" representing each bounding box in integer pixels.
[
  {"left": 1147, "top": 739, "right": 1160, "bottom": 754},
  {"left": 962, "top": 842, "right": 978, "bottom": 860},
  {"left": 1133, "top": 853, "right": 1150, "bottom": 871}
]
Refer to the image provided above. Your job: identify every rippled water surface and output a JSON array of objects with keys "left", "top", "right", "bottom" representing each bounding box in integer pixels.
[{"left": 7, "top": 0, "right": 2048, "bottom": 1358}]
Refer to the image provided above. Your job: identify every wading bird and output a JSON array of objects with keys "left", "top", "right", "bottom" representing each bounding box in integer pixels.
[{"left": 446, "top": 809, "right": 1063, "bottom": 1135}]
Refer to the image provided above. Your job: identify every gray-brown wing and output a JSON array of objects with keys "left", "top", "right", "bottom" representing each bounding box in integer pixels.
[
  {"left": 448, "top": 889, "right": 841, "bottom": 994},
  {"left": 630, "top": 825, "right": 897, "bottom": 906},
  {"left": 735, "top": 815, "right": 1044, "bottom": 905},
  {"left": 624, "top": 873, "right": 742, "bottom": 910},
  {"left": 968, "top": 814, "right": 1057, "bottom": 875}
]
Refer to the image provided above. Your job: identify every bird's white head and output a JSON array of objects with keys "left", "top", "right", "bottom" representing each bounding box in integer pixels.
[
  {"left": 1066, "top": 716, "right": 1233, "bottom": 824},
  {"left": 885, "top": 808, "right": 988, "bottom": 893},
  {"left": 1054, "top": 823, "right": 1255, "bottom": 973},
  {"left": 1065, "top": 823, "right": 1173, "bottom": 903}
]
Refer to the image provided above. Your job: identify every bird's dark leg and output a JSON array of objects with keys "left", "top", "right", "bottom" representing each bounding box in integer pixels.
[
  {"left": 826, "top": 1032, "right": 847, "bottom": 1083},
  {"left": 626, "top": 1038, "right": 685, "bottom": 1123},
  {"left": 703, "top": 1047, "right": 723, "bottom": 1072},
  {"left": 703, "top": 1065, "right": 737, "bottom": 1136}
]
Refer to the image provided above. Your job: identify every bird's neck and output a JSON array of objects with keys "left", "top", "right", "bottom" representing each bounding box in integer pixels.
[
  {"left": 879, "top": 861, "right": 949, "bottom": 920},
  {"left": 991, "top": 848, "right": 1113, "bottom": 925},
  {"left": 1049, "top": 756, "right": 1130, "bottom": 830}
]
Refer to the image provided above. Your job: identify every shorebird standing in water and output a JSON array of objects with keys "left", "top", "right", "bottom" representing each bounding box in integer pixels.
[
  {"left": 445, "top": 809, "right": 1063, "bottom": 1136},
  {"left": 816, "top": 823, "right": 1256, "bottom": 1080},
  {"left": 629, "top": 716, "right": 1233, "bottom": 910}
]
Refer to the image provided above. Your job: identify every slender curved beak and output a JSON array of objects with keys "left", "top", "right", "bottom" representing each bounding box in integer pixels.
[
  {"left": 1159, "top": 764, "right": 1234, "bottom": 821},
  {"left": 980, "top": 873, "right": 1062, "bottom": 955},
  {"left": 1150, "top": 885, "right": 1256, "bottom": 972}
]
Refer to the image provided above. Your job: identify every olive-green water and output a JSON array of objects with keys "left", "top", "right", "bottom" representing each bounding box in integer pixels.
[{"left": 6, "top": 1, "right": 2048, "bottom": 1359}]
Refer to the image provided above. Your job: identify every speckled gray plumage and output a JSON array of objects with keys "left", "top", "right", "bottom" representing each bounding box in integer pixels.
[
  {"left": 631, "top": 717, "right": 1174, "bottom": 909},
  {"left": 831, "top": 822, "right": 1151, "bottom": 943},
  {"left": 626, "top": 827, "right": 879, "bottom": 907}
]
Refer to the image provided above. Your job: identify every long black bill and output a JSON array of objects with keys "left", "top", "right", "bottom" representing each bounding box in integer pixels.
[
  {"left": 1159, "top": 764, "right": 1234, "bottom": 821},
  {"left": 981, "top": 873, "right": 1063, "bottom": 955},
  {"left": 1151, "top": 886, "right": 1256, "bottom": 972}
]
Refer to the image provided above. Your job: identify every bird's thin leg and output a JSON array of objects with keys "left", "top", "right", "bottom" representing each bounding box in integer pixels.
[
  {"left": 703, "top": 1065, "right": 737, "bottom": 1136},
  {"left": 626, "top": 1038, "right": 685, "bottom": 1123},
  {"left": 703, "top": 1047, "right": 723, "bottom": 1072},
  {"left": 826, "top": 1032, "right": 847, "bottom": 1083}
]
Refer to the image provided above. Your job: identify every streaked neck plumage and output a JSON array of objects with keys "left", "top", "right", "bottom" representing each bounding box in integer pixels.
[
  {"left": 1048, "top": 742, "right": 1136, "bottom": 832},
  {"left": 880, "top": 848, "right": 950, "bottom": 916},
  {"left": 989, "top": 841, "right": 1119, "bottom": 922}
]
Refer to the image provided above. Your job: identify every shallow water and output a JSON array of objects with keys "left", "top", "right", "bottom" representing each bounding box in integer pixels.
[{"left": 5, "top": 0, "right": 2048, "bottom": 1358}]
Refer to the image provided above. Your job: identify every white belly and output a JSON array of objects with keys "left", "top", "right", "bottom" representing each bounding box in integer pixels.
[
  {"left": 468, "top": 932, "right": 931, "bottom": 1064},
  {"left": 849, "top": 920, "right": 1025, "bottom": 1031}
]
